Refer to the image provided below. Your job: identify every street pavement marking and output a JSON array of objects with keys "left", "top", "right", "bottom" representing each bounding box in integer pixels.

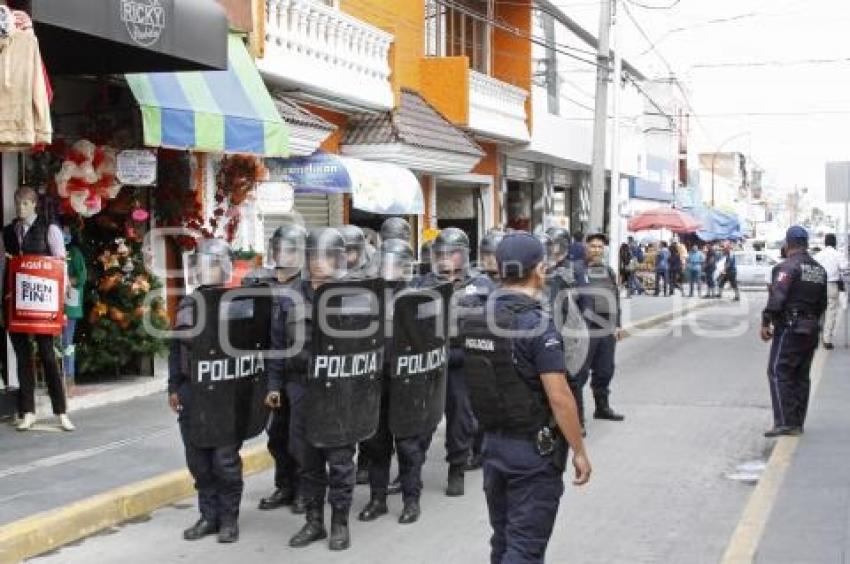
[
  {"left": 0, "top": 428, "right": 173, "bottom": 480},
  {"left": 719, "top": 348, "right": 827, "bottom": 564}
]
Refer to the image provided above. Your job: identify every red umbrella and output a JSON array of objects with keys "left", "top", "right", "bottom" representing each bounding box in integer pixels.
[{"left": 627, "top": 207, "right": 701, "bottom": 233}]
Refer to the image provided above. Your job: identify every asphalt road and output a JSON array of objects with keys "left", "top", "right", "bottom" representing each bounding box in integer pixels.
[{"left": 32, "top": 294, "right": 776, "bottom": 564}]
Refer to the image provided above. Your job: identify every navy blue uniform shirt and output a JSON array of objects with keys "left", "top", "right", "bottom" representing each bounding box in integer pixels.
[
  {"left": 762, "top": 251, "right": 828, "bottom": 327},
  {"left": 495, "top": 291, "right": 567, "bottom": 393}
]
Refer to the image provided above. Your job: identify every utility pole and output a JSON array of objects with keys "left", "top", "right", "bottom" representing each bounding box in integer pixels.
[
  {"left": 608, "top": 0, "right": 622, "bottom": 273},
  {"left": 590, "top": 0, "right": 613, "bottom": 235}
]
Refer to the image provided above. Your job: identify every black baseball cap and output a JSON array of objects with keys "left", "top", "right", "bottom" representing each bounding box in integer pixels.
[{"left": 496, "top": 233, "right": 544, "bottom": 279}]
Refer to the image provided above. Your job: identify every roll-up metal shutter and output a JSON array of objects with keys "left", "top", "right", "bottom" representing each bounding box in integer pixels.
[{"left": 294, "top": 194, "right": 330, "bottom": 227}]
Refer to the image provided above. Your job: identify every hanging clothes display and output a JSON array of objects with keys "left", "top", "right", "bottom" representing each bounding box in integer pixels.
[{"left": 0, "top": 5, "right": 52, "bottom": 150}]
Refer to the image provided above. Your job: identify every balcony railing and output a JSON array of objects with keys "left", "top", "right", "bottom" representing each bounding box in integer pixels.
[
  {"left": 468, "top": 70, "right": 530, "bottom": 142},
  {"left": 260, "top": 0, "right": 394, "bottom": 111}
]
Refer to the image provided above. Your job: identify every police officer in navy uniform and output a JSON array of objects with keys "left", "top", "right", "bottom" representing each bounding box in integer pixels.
[
  {"left": 168, "top": 238, "right": 243, "bottom": 544},
  {"left": 572, "top": 233, "right": 625, "bottom": 427},
  {"left": 760, "top": 226, "right": 828, "bottom": 438},
  {"left": 257, "top": 225, "right": 307, "bottom": 514},
  {"left": 463, "top": 232, "right": 591, "bottom": 563},
  {"left": 268, "top": 228, "right": 358, "bottom": 551},
  {"left": 412, "top": 227, "right": 496, "bottom": 496},
  {"left": 465, "top": 230, "right": 504, "bottom": 471},
  {"left": 358, "top": 239, "right": 429, "bottom": 524}
]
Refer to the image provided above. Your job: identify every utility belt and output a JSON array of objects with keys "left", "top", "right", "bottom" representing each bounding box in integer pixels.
[
  {"left": 780, "top": 310, "right": 819, "bottom": 324},
  {"left": 487, "top": 422, "right": 568, "bottom": 471},
  {"left": 778, "top": 311, "right": 820, "bottom": 336}
]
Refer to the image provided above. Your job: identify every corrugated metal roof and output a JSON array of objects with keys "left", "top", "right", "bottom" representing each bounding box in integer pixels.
[{"left": 273, "top": 95, "right": 336, "bottom": 132}]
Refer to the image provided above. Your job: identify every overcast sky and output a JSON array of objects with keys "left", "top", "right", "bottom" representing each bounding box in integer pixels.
[{"left": 558, "top": 0, "right": 850, "bottom": 209}]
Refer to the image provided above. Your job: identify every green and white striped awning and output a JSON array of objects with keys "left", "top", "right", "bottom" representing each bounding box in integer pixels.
[{"left": 126, "top": 35, "right": 288, "bottom": 157}]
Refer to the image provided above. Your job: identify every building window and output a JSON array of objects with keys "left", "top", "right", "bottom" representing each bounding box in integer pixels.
[{"left": 425, "top": 0, "right": 492, "bottom": 74}]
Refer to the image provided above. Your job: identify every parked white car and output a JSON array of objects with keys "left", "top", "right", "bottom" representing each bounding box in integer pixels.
[{"left": 734, "top": 251, "right": 779, "bottom": 286}]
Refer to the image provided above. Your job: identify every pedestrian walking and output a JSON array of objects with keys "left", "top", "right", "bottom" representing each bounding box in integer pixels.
[
  {"left": 718, "top": 243, "right": 740, "bottom": 301},
  {"left": 703, "top": 244, "right": 718, "bottom": 298},
  {"left": 654, "top": 241, "right": 670, "bottom": 297},
  {"left": 687, "top": 244, "right": 704, "bottom": 297},
  {"left": 760, "top": 226, "right": 828, "bottom": 437},
  {"left": 618, "top": 242, "right": 633, "bottom": 297},
  {"left": 628, "top": 237, "right": 645, "bottom": 296},
  {"left": 813, "top": 233, "right": 846, "bottom": 349},
  {"left": 462, "top": 232, "right": 591, "bottom": 563},
  {"left": 669, "top": 243, "right": 684, "bottom": 296}
]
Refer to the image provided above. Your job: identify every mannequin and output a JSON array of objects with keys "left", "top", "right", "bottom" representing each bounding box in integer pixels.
[{"left": 3, "top": 186, "right": 72, "bottom": 431}]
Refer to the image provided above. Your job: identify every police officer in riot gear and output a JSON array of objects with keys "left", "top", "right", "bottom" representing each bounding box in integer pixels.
[
  {"left": 478, "top": 230, "right": 504, "bottom": 282},
  {"left": 761, "top": 226, "right": 828, "bottom": 437},
  {"left": 269, "top": 227, "right": 359, "bottom": 551},
  {"left": 572, "top": 233, "right": 624, "bottom": 427},
  {"left": 339, "top": 224, "right": 368, "bottom": 275},
  {"left": 413, "top": 227, "right": 496, "bottom": 496},
  {"left": 547, "top": 227, "right": 572, "bottom": 267},
  {"left": 462, "top": 232, "right": 591, "bottom": 562},
  {"left": 358, "top": 239, "right": 430, "bottom": 524},
  {"left": 168, "top": 238, "right": 243, "bottom": 544},
  {"left": 258, "top": 225, "right": 307, "bottom": 513},
  {"left": 380, "top": 216, "right": 412, "bottom": 243},
  {"left": 466, "top": 230, "right": 504, "bottom": 470}
]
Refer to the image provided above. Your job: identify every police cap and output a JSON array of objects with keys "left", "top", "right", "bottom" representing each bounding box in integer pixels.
[
  {"left": 785, "top": 225, "right": 808, "bottom": 246},
  {"left": 496, "top": 233, "right": 544, "bottom": 279}
]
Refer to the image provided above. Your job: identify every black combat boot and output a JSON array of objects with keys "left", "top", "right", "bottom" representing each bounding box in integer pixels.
[
  {"left": 291, "top": 496, "right": 308, "bottom": 515},
  {"left": 183, "top": 518, "right": 218, "bottom": 541},
  {"left": 593, "top": 394, "right": 625, "bottom": 421},
  {"left": 445, "top": 464, "right": 465, "bottom": 497},
  {"left": 289, "top": 504, "right": 327, "bottom": 548},
  {"left": 398, "top": 499, "right": 421, "bottom": 524},
  {"left": 357, "top": 493, "right": 388, "bottom": 522},
  {"left": 217, "top": 518, "right": 239, "bottom": 544},
  {"left": 329, "top": 507, "right": 351, "bottom": 551},
  {"left": 258, "top": 487, "right": 294, "bottom": 510}
]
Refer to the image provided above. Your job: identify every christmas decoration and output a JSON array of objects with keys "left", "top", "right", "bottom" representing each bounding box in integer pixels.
[{"left": 54, "top": 139, "right": 123, "bottom": 218}]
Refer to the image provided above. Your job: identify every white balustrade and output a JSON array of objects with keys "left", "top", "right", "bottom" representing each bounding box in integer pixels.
[
  {"left": 468, "top": 70, "right": 530, "bottom": 142},
  {"left": 261, "top": 0, "right": 394, "bottom": 111}
]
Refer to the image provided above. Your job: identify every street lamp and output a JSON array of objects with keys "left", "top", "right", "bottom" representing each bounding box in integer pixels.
[{"left": 711, "top": 131, "right": 751, "bottom": 208}]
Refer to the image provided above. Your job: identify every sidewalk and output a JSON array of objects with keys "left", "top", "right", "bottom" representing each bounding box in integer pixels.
[
  {"left": 0, "top": 293, "right": 717, "bottom": 561},
  {"left": 755, "top": 334, "right": 850, "bottom": 563}
]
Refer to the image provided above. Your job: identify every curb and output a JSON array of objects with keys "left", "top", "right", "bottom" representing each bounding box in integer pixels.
[
  {"left": 720, "top": 347, "right": 829, "bottom": 564},
  {"left": 0, "top": 444, "right": 273, "bottom": 563}
]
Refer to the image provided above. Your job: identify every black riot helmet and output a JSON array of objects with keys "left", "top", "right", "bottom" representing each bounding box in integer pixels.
[
  {"left": 380, "top": 217, "right": 412, "bottom": 242},
  {"left": 546, "top": 226, "right": 572, "bottom": 263},
  {"left": 305, "top": 227, "right": 347, "bottom": 283},
  {"left": 189, "top": 237, "right": 232, "bottom": 287},
  {"left": 536, "top": 232, "right": 556, "bottom": 268},
  {"left": 269, "top": 224, "right": 306, "bottom": 280},
  {"left": 478, "top": 230, "right": 504, "bottom": 278},
  {"left": 338, "top": 224, "right": 367, "bottom": 270},
  {"left": 432, "top": 228, "right": 470, "bottom": 281},
  {"left": 379, "top": 238, "right": 415, "bottom": 282}
]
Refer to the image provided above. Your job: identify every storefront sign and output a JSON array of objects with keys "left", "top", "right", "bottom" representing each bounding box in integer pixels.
[
  {"left": 505, "top": 158, "right": 536, "bottom": 182},
  {"left": 5, "top": 256, "right": 66, "bottom": 336},
  {"left": 256, "top": 181, "right": 294, "bottom": 213},
  {"left": 117, "top": 150, "right": 158, "bottom": 185},
  {"left": 266, "top": 153, "right": 351, "bottom": 194},
  {"left": 121, "top": 0, "right": 167, "bottom": 47}
]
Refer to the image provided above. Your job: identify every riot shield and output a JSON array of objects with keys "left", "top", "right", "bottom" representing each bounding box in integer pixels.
[
  {"left": 306, "top": 278, "right": 384, "bottom": 448},
  {"left": 388, "top": 283, "right": 452, "bottom": 438},
  {"left": 188, "top": 286, "right": 271, "bottom": 448}
]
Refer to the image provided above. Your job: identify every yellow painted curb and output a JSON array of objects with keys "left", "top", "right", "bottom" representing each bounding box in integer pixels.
[
  {"left": 720, "top": 348, "right": 828, "bottom": 564},
  {"left": 0, "top": 444, "right": 272, "bottom": 563}
]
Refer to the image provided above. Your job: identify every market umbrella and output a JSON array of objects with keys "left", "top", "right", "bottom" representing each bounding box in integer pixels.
[{"left": 627, "top": 207, "right": 701, "bottom": 233}]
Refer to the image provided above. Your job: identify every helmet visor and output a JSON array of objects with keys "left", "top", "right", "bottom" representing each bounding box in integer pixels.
[
  {"left": 305, "top": 247, "right": 346, "bottom": 282},
  {"left": 188, "top": 254, "right": 232, "bottom": 286},
  {"left": 431, "top": 246, "right": 469, "bottom": 281},
  {"left": 380, "top": 254, "right": 414, "bottom": 282}
]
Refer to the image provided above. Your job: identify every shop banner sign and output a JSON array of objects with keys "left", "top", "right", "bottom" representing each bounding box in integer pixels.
[
  {"left": 266, "top": 153, "right": 352, "bottom": 194},
  {"left": 5, "top": 255, "right": 65, "bottom": 336},
  {"left": 117, "top": 150, "right": 158, "bottom": 185}
]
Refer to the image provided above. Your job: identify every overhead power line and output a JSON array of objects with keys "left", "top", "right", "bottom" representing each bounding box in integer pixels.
[{"left": 625, "top": 0, "right": 681, "bottom": 9}]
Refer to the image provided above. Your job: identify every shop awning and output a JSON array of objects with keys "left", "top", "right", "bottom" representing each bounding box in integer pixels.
[
  {"left": 126, "top": 35, "right": 289, "bottom": 157},
  {"left": 266, "top": 153, "right": 423, "bottom": 215},
  {"left": 31, "top": 0, "right": 228, "bottom": 74}
]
